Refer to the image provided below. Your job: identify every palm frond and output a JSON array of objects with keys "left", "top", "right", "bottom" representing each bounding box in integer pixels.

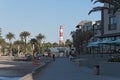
[
  {"left": 88, "top": 6, "right": 109, "bottom": 15},
  {"left": 94, "top": 0, "right": 120, "bottom": 7},
  {"left": 88, "top": 10, "right": 94, "bottom": 15},
  {"left": 91, "top": 0, "right": 94, "bottom": 2},
  {"left": 93, "top": 1, "right": 99, "bottom": 4},
  {"left": 93, "top": 0, "right": 105, "bottom": 4}
]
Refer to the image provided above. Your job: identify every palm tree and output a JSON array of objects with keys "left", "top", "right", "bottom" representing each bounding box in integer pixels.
[
  {"left": 91, "top": 0, "right": 120, "bottom": 7},
  {"left": 6, "top": 32, "right": 14, "bottom": 56},
  {"left": 91, "top": 0, "right": 120, "bottom": 13},
  {"left": 36, "top": 33, "right": 45, "bottom": 54},
  {"left": 20, "top": 31, "right": 30, "bottom": 53},
  {"left": 89, "top": 0, "right": 120, "bottom": 35},
  {"left": 14, "top": 40, "right": 23, "bottom": 56},
  {"left": 30, "top": 38, "right": 39, "bottom": 58},
  {"left": 36, "top": 33, "right": 45, "bottom": 53},
  {"left": 30, "top": 38, "right": 38, "bottom": 52},
  {"left": 30, "top": 38, "right": 38, "bottom": 45},
  {"left": 88, "top": 6, "right": 109, "bottom": 35},
  {"left": 0, "top": 38, "right": 6, "bottom": 55}
]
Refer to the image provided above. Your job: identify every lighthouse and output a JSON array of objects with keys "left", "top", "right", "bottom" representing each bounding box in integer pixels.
[{"left": 59, "top": 25, "right": 64, "bottom": 46}]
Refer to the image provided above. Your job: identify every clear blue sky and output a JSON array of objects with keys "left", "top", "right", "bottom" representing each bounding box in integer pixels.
[{"left": 0, "top": 0, "right": 102, "bottom": 43}]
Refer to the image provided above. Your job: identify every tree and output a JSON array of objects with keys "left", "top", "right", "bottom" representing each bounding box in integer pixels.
[
  {"left": 20, "top": 31, "right": 30, "bottom": 53},
  {"left": 30, "top": 38, "right": 38, "bottom": 52},
  {"left": 82, "top": 31, "right": 93, "bottom": 44},
  {"left": 88, "top": 6, "right": 109, "bottom": 35},
  {"left": 70, "top": 30, "right": 78, "bottom": 48},
  {"left": 20, "top": 31, "right": 30, "bottom": 43},
  {"left": 70, "top": 29, "right": 93, "bottom": 53},
  {"left": 44, "top": 42, "right": 52, "bottom": 49},
  {"left": 0, "top": 38, "right": 5, "bottom": 44},
  {"left": 13, "top": 40, "right": 24, "bottom": 56},
  {"left": 91, "top": 0, "right": 120, "bottom": 13},
  {"left": 36, "top": 33, "right": 45, "bottom": 47},
  {"left": 36, "top": 33, "right": 45, "bottom": 54},
  {"left": 6, "top": 32, "right": 14, "bottom": 56},
  {"left": 0, "top": 38, "right": 6, "bottom": 55},
  {"left": 52, "top": 42, "right": 59, "bottom": 47},
  {"left": 70, "top": 29, "right": 83, "bottom": 52},
  {"left": 65, "top": 39, "right": 72, "bottom": 47}
]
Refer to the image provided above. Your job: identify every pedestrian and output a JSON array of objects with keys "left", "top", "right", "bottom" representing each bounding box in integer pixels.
[
  {"left": 52, "top": 54, "right": 55, "bottom": 61},
  {"left": 69, "top": 55, "right": 73, "bottom": 61}
]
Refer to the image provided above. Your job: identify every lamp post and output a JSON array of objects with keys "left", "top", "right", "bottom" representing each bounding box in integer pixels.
[
  {"left": 92, "top": 24, "right": 95, "bottom": 42},
  {"left": 92, "top": 22, "right": 101, "bottom": 75}
]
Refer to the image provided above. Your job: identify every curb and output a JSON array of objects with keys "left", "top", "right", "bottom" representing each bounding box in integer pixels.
[
  {"left": 32, "top": 62, "right": 46, "bottom": 74},
  {"left": 20, "top": 73, "right": 33, "bottom": 80},
  {"left": 20, "top": 62, "right": 49, "bottom": 80}
]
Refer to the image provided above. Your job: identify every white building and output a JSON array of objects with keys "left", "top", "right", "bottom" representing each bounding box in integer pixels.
[
  {"left": 77, "top": 20, "right": 101, "bottom": 42},
  {"left": 102, "top": 3, "right": 120, "bottom": 40}
]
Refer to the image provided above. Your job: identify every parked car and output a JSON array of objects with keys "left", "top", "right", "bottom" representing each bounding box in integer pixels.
[{"left": 26, "top": 55, "right": 32, "bottom": 61}]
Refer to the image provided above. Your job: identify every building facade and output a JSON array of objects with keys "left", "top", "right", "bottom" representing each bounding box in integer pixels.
[
  {"left": 103, "top": 3, "right": 120, "bottom": 40},
  {"left": 76, "top": 20, "right": 101, "bottom": 42}
]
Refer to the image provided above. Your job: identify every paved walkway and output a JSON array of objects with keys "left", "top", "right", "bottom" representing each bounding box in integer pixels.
[
  {"left": 0, "top": 61, "right": 36, "bottom": 77},
  {"left": 0, "top": 56, "right": 52, "bottom": 80},
  {"left": 34, "top": 58, "right": 120, "bottom": 80}
]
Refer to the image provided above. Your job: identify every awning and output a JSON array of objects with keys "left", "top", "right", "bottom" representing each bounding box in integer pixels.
[
  {"left": 112, "top": 39, "right": 120, "bottom": 44},
  {"left": 99, "top": 39, "right": 113, "bottom": 44},
  {"left": 87, "top": 41, "right": 101, "bottom": 47}
]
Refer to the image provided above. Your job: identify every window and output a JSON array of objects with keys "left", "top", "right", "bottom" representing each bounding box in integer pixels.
[
  {"left": 109, "top": 4, "right": 114, "bottom": 9},
  {"left": 108, "top": 4, "right": 114, "bottom": 14},
  {"left": 108, "top": 16, "right": 117, "bottom": 30},
  {"left": 110, "top": 16, "right": 116, "bottom": 24}
]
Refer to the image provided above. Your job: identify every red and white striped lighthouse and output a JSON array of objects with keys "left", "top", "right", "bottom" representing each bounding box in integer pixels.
[{"left": 59, "top": 25, "right": 64, "bottom": 45}]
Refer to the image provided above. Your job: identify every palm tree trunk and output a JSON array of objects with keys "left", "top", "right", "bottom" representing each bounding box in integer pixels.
[
  {"left": 9, "top": 41, "right": 12, "bottom": 56},
  {"left": 25, "top": 38, "right": 27, "bottom": 54},
  {"left": 39, "top": 40, "right": 42, "bottom": 54},
  {"left": 17, "top": 45, "right": 20, "bottom": 57}
]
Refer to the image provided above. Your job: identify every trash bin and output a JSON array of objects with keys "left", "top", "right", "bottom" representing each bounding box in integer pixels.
[{"left": 94, "top": 65, "right": 100, "bottom": 75}]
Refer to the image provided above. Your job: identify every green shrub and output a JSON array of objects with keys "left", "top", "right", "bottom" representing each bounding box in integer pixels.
[{"left": 108, "top": 57, "right": 120, "bottom": 62}]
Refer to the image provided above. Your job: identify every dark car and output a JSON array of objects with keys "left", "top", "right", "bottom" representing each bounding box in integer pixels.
[{"left": 26, "top": 55, "right": 32, "bottom": 61}]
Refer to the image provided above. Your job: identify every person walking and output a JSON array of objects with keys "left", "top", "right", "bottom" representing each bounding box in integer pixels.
[{"left": 52, "top": 54, "right": 55, "bottom": 61}]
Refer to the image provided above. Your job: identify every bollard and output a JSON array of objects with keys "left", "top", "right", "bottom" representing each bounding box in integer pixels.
[{"left": 94, "top": 65, "right": 100, "bottom": 75}]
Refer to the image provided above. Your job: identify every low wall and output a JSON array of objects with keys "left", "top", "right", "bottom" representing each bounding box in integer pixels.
[
  {"left": 20, "top": 73, "right": 33, "bottom": 80},
  {"left": 20, "top": 61, "right": 50, "bottom": 80},
  {"left": 0, "top": 56, "right": 14, "bottom": 61}
]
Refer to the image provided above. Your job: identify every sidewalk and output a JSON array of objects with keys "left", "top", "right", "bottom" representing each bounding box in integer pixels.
[
  {"left": 75, "top": 54, "right": 120, "bottom": 78},
  {"left": 0, "top": 56, "right": 52, "bottom": 80},
  {"left": 34, "top": 58, "right": 120, "bottom": 80},
  {"left": 0, "top": 61, "right": 42, "bottom": 77}
]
